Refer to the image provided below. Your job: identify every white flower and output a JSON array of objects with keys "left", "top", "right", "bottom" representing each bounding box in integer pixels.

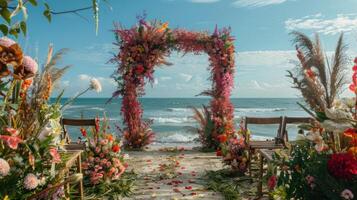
[
  {"left": 24, "top": 173, "right": 39, "bottom": 190},
  {"left": 89, "top": 78, "right": 102, "bottom": 93},
  {"left": 306, "top": 132, "right": 327, "bottom": 152},
  {"left": 325, "top": 107, "right": 353, "bottom": 121},
  {"left": 38, "top": 126, "right": 52, "bottom": 141},
  {"left": 321, "top": 120, "right": 352, "bottom": 132},
  {"left": 341, "top": 189, "right": 354, "bottom": 200},
  {"left": 0, "top": 158, "right": 10, "bottom": 177}
]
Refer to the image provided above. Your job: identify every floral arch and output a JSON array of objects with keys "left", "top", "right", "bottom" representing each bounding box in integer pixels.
[{"left": 111, "top": 19, "right": 236, "bottom": 149}]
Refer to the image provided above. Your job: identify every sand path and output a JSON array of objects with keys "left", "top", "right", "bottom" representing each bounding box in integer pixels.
[{"left": 123, "top": 148, "right": 225, "bottom": 200}]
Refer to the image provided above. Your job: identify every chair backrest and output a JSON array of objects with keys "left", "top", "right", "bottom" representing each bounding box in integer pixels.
[
  {"left": 61, "top": 118, "right": 96, "bottom": 148},
  {"left": 243, "top": 116, "right": 284, "bottom": 142},
  {"left": 281, "top": 116, "right": 314, "bottom": 142}
]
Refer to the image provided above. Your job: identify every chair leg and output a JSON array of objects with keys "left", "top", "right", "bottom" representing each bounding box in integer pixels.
[
  {"left": 77, "top": 154, "right": 84, "bottom": 200},
  {"left": 257, "top": 153, "right": 264, "bottom": 197},
  {"left": 248, "top": 149, "right": 252, "bottom": 177}
]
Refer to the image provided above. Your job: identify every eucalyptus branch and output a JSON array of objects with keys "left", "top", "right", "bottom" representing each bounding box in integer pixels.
[{"left": 50, "top": 6, "right": 92, "bottom": 15}]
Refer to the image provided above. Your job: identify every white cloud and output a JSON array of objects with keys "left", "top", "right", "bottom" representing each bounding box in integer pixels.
[
  {"left": 232, "top": 0, "right": 288, "bottom": 8},
  {"left": 237, "top": 50, "right": 296, "bottom": 69},
  {"left": 179, "top": 73, "right": 193, "bottom": 82},
  {"left": 285, "top": 14, "right": 357, "bottom": 35},
  {"left": 78, "top": 74, "right": 91, "bottom": 81},
  {"left": 188, "top": 0, "right": 220, "bottom": 3}
]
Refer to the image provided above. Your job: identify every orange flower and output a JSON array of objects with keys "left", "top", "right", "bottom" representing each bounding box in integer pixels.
[
  {"left": 106, "top": 134, "right": 114, "bottom": 142},
  {"left": 157, "top": 22, "right": 169, "bottom": 33}
]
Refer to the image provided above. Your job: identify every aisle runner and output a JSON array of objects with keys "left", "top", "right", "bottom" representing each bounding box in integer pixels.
[{"left": 124, "top": 149, "right": 225, "bottom": 200}]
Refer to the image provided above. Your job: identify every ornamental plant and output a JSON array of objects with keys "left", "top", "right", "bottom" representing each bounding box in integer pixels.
[
  {"left": 268, "top": 33, "right": 357, "bottom": 200},
  {"left": 81, "top": 117, "right": 134, "bottom": 198},
  {"left": 191, "top": 105, "right": 217, "bottom": 150},
  {"left": 111, "top": 16, "right": 236, "bottom": 149},
  {"left": 0, "top": 37, "right": 71, "bottom": 199}
]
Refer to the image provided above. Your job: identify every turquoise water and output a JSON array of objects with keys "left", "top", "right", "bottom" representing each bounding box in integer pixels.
[{"left": 61, "top": 98, "right": 308, "bottom": 147}]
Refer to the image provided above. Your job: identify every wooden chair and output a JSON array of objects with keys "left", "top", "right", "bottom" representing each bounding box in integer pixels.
[
  {"left": 60, "top": 118, "right": 96, "bottom": 200},
  {"left": 280, "top": 116, "right": 313, "bottom": 144},
  {"left": 61, "top": 118, "right": 97, "bottom": 149},
  {"left": 243, "top": 116, "right": 284, "bottom": 178},
  {"left": 256, "top": 116, "right": 313, "bottom": 197}
]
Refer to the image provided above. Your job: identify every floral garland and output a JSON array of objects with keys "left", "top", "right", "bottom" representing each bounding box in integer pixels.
[{"left": 111, "top": 17, "right": 236, "bottom": 149}]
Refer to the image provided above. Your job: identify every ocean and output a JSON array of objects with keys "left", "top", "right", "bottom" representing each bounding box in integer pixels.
[{"left": 61, "top": 98, "right": 308, "bottom": 148}]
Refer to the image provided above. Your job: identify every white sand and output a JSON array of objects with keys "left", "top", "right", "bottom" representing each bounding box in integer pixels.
[{"left": 123, "top": 147, "right": 225, "bottom": 200}]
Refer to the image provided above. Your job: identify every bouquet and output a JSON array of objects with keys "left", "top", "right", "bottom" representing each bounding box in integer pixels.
[
  {"left": 219, "top": 120, "right": 250, "bottom": 174},
  {"left": 0, "top": 37, "right": 69, "bottom": 199},
  {"left": 81, "top": 117, "right": 134, "bottom": 198}
]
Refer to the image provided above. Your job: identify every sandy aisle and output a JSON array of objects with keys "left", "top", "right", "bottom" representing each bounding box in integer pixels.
[{"left": 123, "top": 147, "right": 225, "bottom": 200}]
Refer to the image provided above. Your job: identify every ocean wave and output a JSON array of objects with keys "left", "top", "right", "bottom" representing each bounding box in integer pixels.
[
  {"left": 156, "top": 133, "right": 198, "bottom": 143},
  {"left": 235, "top": 108, "right": 286, "bottom": 112},
  {"left": 166, "top": 108, "right": 191, "bottom": 112},
  {"left": 150, "top": 117, "right": 195, "bottom": 124}
]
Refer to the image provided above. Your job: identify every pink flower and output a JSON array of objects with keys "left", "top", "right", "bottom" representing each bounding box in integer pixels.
[
  {"left": 100, "top": 139, "right": 108, "bottom": 145},
  {"left": 305, "top": 175, "right": 315, "bottom": 189},
  {"left": 24, "top": 173, "right": 39, "bottom": 190},
  {"left": 22, "top": 56, "right": 38, "bottom": 75},
  {"left": 0, "top": 158, "right": 10, "bottom": 177},
  {"left": 0, "top": 37, "right": 16, "bottom": 47},
  {"left": 4, "top": 127, "right": 19, "bottom": 136},
  {"left": 49, "top": 148, "right": 61, "bottom": 163},
  {"left": 0, "top": 135, "right": 22, "bottom": 149},
  {"left": 341, "top": 189, "right": 354, "bottom": 200}
]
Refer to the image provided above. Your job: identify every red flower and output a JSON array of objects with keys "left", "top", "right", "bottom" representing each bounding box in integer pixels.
[
  {"left": 217, "top": 134, "right": 227, "bottom": 143},
  {"left": 344, "top": 128, "right": 357, "bottom": 138},
  {"left": 267, "top": 175, "right": 277, "bottom": 190},
  {"left": 80, "top": 128, "right": 87, "bottom": 137},
  {"left": 354, "top": 57, "right": 357, "bottom": 64},
  {"left": 216, "top": 150, "right": 222, "bottom": 156},
  {"left": 135, "top": 64, "right": 145, "bottom": 74},
  {"left": 353, "top": 65, "right": 357, "bottom": 71},
  {"left": 95, "top": 117, "right": 100, "bottom": 133},
  {"left": 305, "top": 68, "right": 315, "bottom": 79},
  {"left": 327, "top": 152, "right": 357, "bottom": 180},
  {"left": 185, "top": 186, "right": 192, "bottom": 190},
  {"left": 112, "top": 144, "right": 120, "bottom": 153}
]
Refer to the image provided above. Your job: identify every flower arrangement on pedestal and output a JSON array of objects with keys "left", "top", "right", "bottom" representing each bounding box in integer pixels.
[
  {"left": 0, "top": 37, "right": 71, "bottom": 199},
  {"left": 81, "top": 117, "right": 135, "bottom": 198},
  {"left": 269, "top": 32, "right": 357, "bottom": 199},
  {"left": 111, "top": 15, "right": 236, "bottom": 149}
]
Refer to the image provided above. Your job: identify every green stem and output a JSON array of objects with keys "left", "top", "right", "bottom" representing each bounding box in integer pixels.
[{"left": 61, "top": 87, "right": 91, "bottom": 110}]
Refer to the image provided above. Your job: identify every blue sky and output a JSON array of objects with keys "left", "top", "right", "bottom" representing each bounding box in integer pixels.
[{"left": 14, "top": 0, "right": 357, "bottom": 97}]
